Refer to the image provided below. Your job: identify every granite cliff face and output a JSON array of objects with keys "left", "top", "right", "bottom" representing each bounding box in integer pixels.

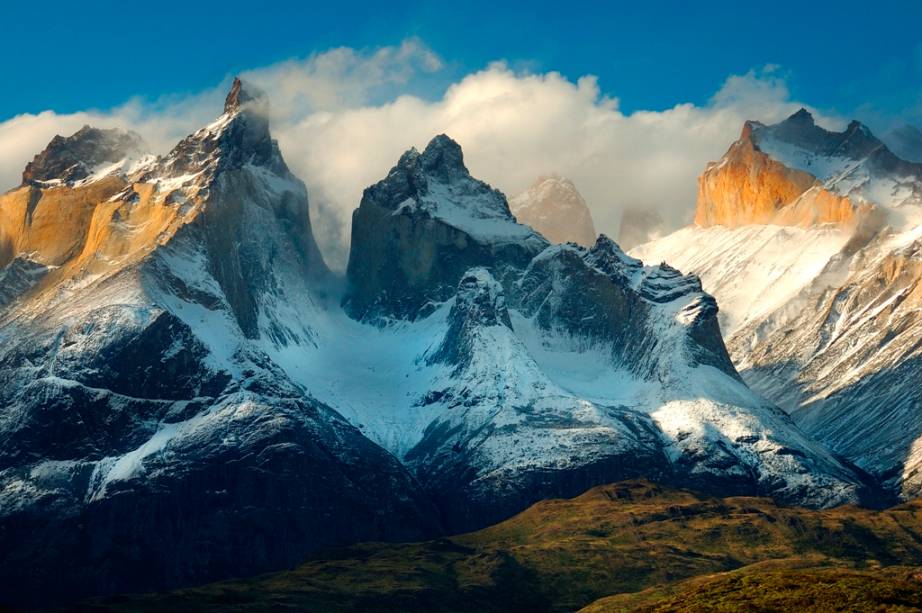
[
  {"left": 509, "top": 175, "right": 598, "bottom": 247},
  {"left": 21, "top": 125, "right": 145, "bottom": 186},
  {"left": 344, "top": 135, "right": 546, "bottom": 322},
  {"left": 635, "top": 108, "right": 922, "bottom": 501}
]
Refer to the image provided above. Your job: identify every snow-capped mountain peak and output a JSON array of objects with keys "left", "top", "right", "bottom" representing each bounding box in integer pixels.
[
  {"left": 0, "top": 84, "right": 885, "bottom": 607},
  {"left": 146, "top": 77, "right": 289, "bottom": 184},
  {"left": 345, "top": 134, "right": 546, "bottom": 321},
  {"left": 383, "top": 133, "right": 526, "bottom": 233},
  {"left": 416, "top": 133, "right": 470, "bottom": 182},
  {"left": 747, "top": 109, "right": 921, "bottom": 213},
  {"left": 754, "top": 112, "right": 882, "bottom": 163}
]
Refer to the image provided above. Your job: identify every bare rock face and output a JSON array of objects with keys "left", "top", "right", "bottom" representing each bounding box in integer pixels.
[
  {"left": 0, "top": 89, "right": 885, "bottom": 610},
  {"left": 694, "top": 109, "right": 922, "bottom": 230},
  {"left": 509, "top": 175, "right": 597, "bottom": 246},
  {"left": 695, "top": 119, "right": 857, "bottom": 228},
  {"left": 344, "top": 138, "right": 871, "bottom": 533},
  {"left": 22, "top": 125, "right": 145, "bottom": 186},
  {"left": 635, "top": 108, "right": 922, "bottom": 504}
]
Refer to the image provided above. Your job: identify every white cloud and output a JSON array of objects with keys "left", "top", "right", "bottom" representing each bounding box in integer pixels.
[
  {"left": 260, "top": 62, "right": 838, "bottom": 265},
  {"left": 0, "top": 41, "right": 839, "bottom": 269}
]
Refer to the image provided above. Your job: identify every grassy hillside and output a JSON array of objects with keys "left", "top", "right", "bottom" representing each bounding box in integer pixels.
[
  {"left": 57, "top": 481, "right": 922, "bottom": 612},
  {"left": 582, "top": 564, "right": 922, "bottom": 612}
]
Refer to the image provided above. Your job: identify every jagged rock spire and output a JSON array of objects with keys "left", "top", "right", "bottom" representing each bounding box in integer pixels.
[
  {"left": 151, "top": 76, "right": 285, "bottom": 180},
  {"left": 224, "top": 77, "right": 267, "bottom": 115}
]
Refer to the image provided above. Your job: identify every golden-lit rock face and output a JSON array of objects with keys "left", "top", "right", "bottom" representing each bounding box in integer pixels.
[
  {"left": 0, "top": 177, "right": 123, "bottom": 268},
  {"left": 0, "top": 177, "right": 191, "bottom": 298},
  {"left": 695, "top": 123, "right": 863, "bottom": 228}
]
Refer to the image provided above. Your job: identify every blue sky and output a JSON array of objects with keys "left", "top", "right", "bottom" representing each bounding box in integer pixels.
[{"left": 3, "top": 0, "right": 921, "bottom": 122}]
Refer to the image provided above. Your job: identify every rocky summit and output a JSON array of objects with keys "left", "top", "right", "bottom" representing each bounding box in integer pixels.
[
  {"left": 21, "top": 125, "right": 146, "bottom": 186},
  {"left": 0, "top": 83, "right": 889, "bottom": 609}
]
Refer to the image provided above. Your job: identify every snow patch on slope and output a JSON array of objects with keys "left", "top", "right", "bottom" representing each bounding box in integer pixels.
[{"left": 632, "top": 224, "right": 851, "bottom": 334}]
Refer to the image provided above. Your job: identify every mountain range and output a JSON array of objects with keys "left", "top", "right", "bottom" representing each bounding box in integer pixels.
[{"left": 0, "top": 79, "right": 917, "bottom": 609}]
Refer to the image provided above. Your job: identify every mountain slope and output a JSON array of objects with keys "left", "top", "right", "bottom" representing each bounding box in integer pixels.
[
  {"left": 583, "top": 565, "right": 922, "bottom": 612},
  {"left": 634, "top": 109, "right": 922, "bottom": 499},
  {"left": 0, "top": 90, "right": 882, "bottom": 608}
]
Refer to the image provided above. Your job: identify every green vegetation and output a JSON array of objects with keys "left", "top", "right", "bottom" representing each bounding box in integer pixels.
[{"left": 59, "top": 481, "right": 922, "bottom": 612}]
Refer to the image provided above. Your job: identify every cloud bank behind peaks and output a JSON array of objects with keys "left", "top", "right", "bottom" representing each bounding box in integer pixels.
[
  {"left": 0, "top": 42, "right": 836, "bottom": 269},
  {"left": 256, "top": 58, "right": 833, "bottom": 267}
]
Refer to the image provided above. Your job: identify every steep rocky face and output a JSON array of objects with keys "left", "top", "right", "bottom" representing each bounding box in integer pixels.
[
  {"left": 0, "top": 175, "right": 127, "bottom": 270},
  {"left": 0, "top": 95, "right": 887, "bottom": 609},
  {"left": 0, "top": 79, "right": 438, "bottom": 609},
  {"left": 695, "top": 119, "right": 862, "bottom": 228},
  {"left": 344, "top": 134, "right": 546, "bottom": 321},
  {"left": 735, "top": 236, "right": 922, "bottom": 497},
  {"left": 425, "top": 267, "right": 513, "bottom": 371},
  {"left": 509, "top": 175, "right": 597, "bottom": 246},
  {"left": 694, "top": 109, "right": 922, "bottom": 231},
  {"left": 21, "top": 125, "right": 146, "bottom": 186},
  {"left": 749, "top": 111, "right": 922, "bottom": 210},
  {"left": 635, "top": 109, "right": 922, "bottom": 500}
]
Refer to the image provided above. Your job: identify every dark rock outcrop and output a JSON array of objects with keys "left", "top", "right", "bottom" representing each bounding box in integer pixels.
[
  {"left": 22, "top": 125, "right": 145, "bottom": 185},
  {"left": 344, "top": 134, "right": 547, "bottom": 321}
]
